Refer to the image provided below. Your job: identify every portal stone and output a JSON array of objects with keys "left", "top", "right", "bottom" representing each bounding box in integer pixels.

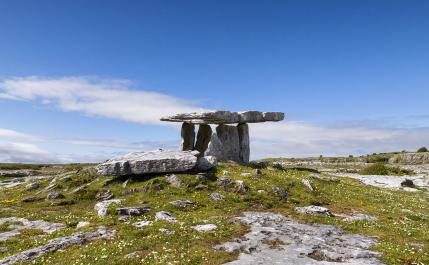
[
  {"left": 216, "top": 125, "right": 240, "bottom": 162},
  {"left": 205, "top": 132, "right": 225, "bottom": 159},
  {"left": 237, "top": 123, "right": 250, "bottom": 163},
  {"left": 194, "top": 124, "right": 212, "bottom": 156},
  {"left": 181, "top": 122, "right": 195, "bottom": 151}
]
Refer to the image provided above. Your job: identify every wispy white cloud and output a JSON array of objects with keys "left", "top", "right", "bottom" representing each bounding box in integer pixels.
[
  {"left": 250, "top": 121, "right": 429, "bottom": 159},
  {"left": 0, "top": 76, "right": 205, "bottom": 125}
]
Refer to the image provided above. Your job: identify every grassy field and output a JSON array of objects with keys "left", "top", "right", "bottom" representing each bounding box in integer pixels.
[{"left": 0, "top": 162, "right": 427, "bottom": 264}]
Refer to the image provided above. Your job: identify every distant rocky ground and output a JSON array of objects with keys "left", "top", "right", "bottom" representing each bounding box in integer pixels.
[{"left": 0, "top": 153, "right": 428, "bottom": 264}]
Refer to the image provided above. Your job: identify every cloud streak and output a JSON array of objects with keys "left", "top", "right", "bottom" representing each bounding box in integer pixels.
[{"left": 0, "top": 76, "right": 205, "bottom": 125}]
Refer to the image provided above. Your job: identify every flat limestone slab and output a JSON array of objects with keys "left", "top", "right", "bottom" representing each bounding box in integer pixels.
[
  {"left": 96, "top": 150, "right": 200, "bottom": 176},
  {"left": 161, "top": 110, "right": 284, "bottom": 124}
]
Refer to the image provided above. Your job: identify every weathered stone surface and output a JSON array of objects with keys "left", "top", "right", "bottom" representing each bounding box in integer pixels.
[
  {"left": 46, "top": 192, "right": 64, "bottom": 200},
  {"left": 94, "top": 199, "right": 122, "bottom": 217},
  {"left": 272, "top": 186, "right": 288, "bottom": 199},
  {"left": 216, "top": 125, "right": 240, "bottom": 161},
  {"left": 181, "top": 122, "right": 195, "bottom": 151},
  {"left": 0, "top": 227, "right": 115, "bottom": 265},
  {"left": 191, "top": 224, "right": 217, "bottom": 232},
  {"left": 210, "top": 192, "right": 225, "bottom": 201},
  {"left": 96, "top": 150, "right": 200, "bottom": 176},
  {"left": 215, "top": 212, "right": 383, "bottom": 265},
  {"left": 169, "top": 200, "right": 194, "bottom": 208},
  {"left": 76, "top": 221, "right": 90, "bottom": 228},
  {"left": 195, "top": 156, "right": 217, "bottom": 171},
  {"left": 96, "top": 189, "right": 114, "bottom": 201},
  {"left": 237, "top": 123, "right": 250, "bottom": 163},
  {"left": 25, "top": 182, "right": 40, "bottom": 191},
  {"left": 194, "top": 124, "right": 212, "bottom": 155},
  {"left": 161, "top": 111, "right": 284, "bottom": 124},
  {"left": 302, "top": 179, "right": 315, "bottom": 191},
  {"left": 204, "top": 132, "right": 225, "bottom": 159},
  {"left": 116, "top": 206, "right": 151, "bottom": 216},
  {"left": 0, "top": 217, "right": 64, "bottom": 242},
  {"left": 155, "top": 211, "right": 177, "bottom": 223},
  {"left": 295, "top": 205, "right": 332, "bottom": 216},
  {"left": 165, "top": 174, "right": 181, "bottom": 188},
  {"left": 159, "top": 228, "right": 175, "bottom": 235},
  {"left": 133, "top": 221, "right": 153, "bottom": 228}
]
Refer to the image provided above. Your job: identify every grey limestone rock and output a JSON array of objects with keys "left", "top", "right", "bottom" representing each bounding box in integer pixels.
[
  {"left": 161, "top": 110, "right": 284, "bottom": 124},
  {"left": 94, "top": 199, "right": 122, "bottom": 217},
  {"left": 295, "top": 205, "right": 332, "bottom": 216},
  {"left": 96, "top": 150, "right": 200, "bottom": 176},
  {"left": 195, "top": 156, "right": 217, "bottom": 171},
  {"left": 237, "top": 123, "right": 250, "bottom": 163},
  {"left": 155, "top": 211, "right": 177, "bottom": 223},
  {"left": 191, "top": 224, "right": 217, "bottom": 232},
  {"left": 194, "top": 124, "right": 212, "bottom": 155},
  {"left": 169, "top": 200, "right": 194, "bottom": 208},
  {"left": 116, "top": 206, "right": 151, "bottom": 216}
]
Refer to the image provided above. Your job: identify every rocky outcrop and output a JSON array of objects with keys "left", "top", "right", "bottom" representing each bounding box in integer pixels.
[
  {"left": 0, "top": 227, "right": 115, "bottom": 265},
  {"left": 389, "top": 152, "right": 429, "bottom": 165},
  {"left": 0, "top": 217, "right": 64, "bottom": 242},
  {"left": 215, "top": 212, "right": 383, "bottom": 265}
]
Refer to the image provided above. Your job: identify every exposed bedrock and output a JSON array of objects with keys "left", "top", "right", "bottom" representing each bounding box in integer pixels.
[
  {"left": 194, "top": 124, "right": 212, "bottom": 156},
  {"left": 180, "top": 122, "right": 195, "bottom": 151}
]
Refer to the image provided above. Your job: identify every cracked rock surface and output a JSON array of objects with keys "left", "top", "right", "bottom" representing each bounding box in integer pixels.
[{"left": 215, "top": 212, "right": 384, "bottom": 265}]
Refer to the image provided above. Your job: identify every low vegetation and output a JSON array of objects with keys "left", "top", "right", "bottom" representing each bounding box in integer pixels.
[
  {"left": 0, "top": 162, "right": 427, "bottom": 264},
  {"left": 359, "top": 163, "right": 413, "bottom": 176}
]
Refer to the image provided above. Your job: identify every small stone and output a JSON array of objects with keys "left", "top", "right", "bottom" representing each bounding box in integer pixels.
[
  {"left": 96, "top": 189, "right": 114, "bottom": 201},
  {"left": 169, "top": 200, "right": 194, "bottom": 208},
  {"left": 76, "top": 221, "right": 90, "bottom": 228},
  {"left": 22, "top": 197, "right": 39, "bottom": 203},
  {"left": 272, "top": 186, "right": 288, "bottom": 199},
  {"left": 122, "top": 179, "right": 130, "bottom": 188},
  {"left": 342, "top": 213, "right": 377, "bottom": 222},
  {"left": 234, "top": 180, "right": 249, "bottom": 194},
  {"left": 295, "top": 205, "right": 332, "bottom": 216},
  {"left": 116, "top": 206, "right": 152, "bottom": 216},
  {"left": 59, "top": 176, "right": 72, "bottom": 182},
  {"left": 302, "top": 179, "right": 315, "bottom": 191},
  {"left": 118, "top": 215, "right": 130, "bottom": 222},
  {"left": 401, "top": 179, "right": 414, "bottom": 187},
  {"left": 216, "top": 177, "right": 233, "bottom": 187},
  {"left": 46, "top": 192, "right": 65, "bottom": 200},
  {"left": 195, "top": 156, "right": 217, "bottom": 171},
  {"left": 94, "top": 199, "right": 122, "bottom": 217},
  {"left": 191, "top": 224, "right": 218, "bottom": 232},
  {"left": 155, "top": 211, "right": 177, "bottom": 223},
  {"left": 240, "top": 173, "right": 251, "bottom": 177},
  {"left": 159, "top": 228, "right": 175, "bottom": 235},
  {"left": 125, "top": 251, "right": 140, "bottom": 259},
  {"left": 165, "top": 174, "right": 181, "bottom": 188},
  {"left": 257, "top": 189, "right": 266, "bottom": 193},
  {"left": 194, "top": 184, "right": 208, "bottom": 190},
  {"left": 26, "top": 182, "right": 40, "bottom": 191},
  {"left": 255, "top": 169, "right": 262, "bottom": 176},
  {"left": 133, "top": 221, "right": 153, "bottom": 228},
  {"left": 210, "top": 192, "right": 225, "bottom": 201}
]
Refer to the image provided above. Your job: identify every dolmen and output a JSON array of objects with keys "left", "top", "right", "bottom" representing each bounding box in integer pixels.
[
  {"left": 161, "top": 110, "right": 284, "bottom": 163},
  {"left": 97, "top": 110, "right": 284, "bottom": 176}
]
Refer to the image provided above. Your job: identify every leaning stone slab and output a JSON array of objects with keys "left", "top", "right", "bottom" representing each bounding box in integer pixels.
[
  {"left": 96, "top": 150, "right": 200, "bottom": 176},
  {"left": 161, "top": 110, "right": 284, "bottom": 124}
]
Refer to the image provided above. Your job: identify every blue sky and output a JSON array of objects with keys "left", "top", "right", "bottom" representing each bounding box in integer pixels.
[{"left": 0, "top": 0, "right": 428, "bottom": 163}]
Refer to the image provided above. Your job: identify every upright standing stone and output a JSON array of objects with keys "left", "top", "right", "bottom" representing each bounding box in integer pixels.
[
  {"left": 181, "top": 123, "right": 195, "bottom": 151},
  {"left": 205, "top": 132, "right": 225, "bottom": 159},
  {"left": 237, "top": 123, "right": 250, "bottom": 163},
  {"left": 194, "top": 124, "right": 212, "bottom": 156},
  {"left": 216, "top": 125, "right": 240, "bottom": 162}
]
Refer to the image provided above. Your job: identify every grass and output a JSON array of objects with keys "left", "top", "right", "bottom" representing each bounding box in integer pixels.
[
  {"left": 0, "top": 162, "right": 426, "bottom": 264},
  {"left": 359, "top": 163, "right": 413, "bottom": 176}
]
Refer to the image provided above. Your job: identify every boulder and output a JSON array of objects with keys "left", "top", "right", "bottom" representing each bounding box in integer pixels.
[
  {"left": 133, "top": 221, "right": 153, "bottom": 228},
  {"left": 94, "top": 199, "right": 122, "bottom": 217},
  {"left": 155, "top": 211, "right": 177, "bottom": 223},
  {"left": 210, "top": 192, "right": 225, "bottom": 201},
  {"left": 295, "top": 205, "right": 332, "bottom": 216},
  {"left": 25, "top": 182, "right": 40, "bottom": 191},
  {"left": 96, "top": 150, "right": 200, "bottom": 176},
  {"left": 195, "top": 156, "right": 217, "bottom": 171},
  {"left": 191, "top": 224, "right": 217, "bottom": 232},
  {"left": 46, "top": 192, "right": 64, "bottom": 200},
  {"left": 272, "top": 186, "right": 288, "bottom": 199},
  {"left": 181, "top": 122, "right": 195, "bottom": 151},
  {"left": 116, "top": 206, "right": 151, "bottom": 216},
  {"left": 165, "top": 174, "right": 181, "bottom": 188},
  {"left": 169, "top": 200, "right": 194, "bottom": 208}
]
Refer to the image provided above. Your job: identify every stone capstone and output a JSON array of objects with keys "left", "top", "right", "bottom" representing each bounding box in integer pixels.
[
  {"left": 96, "top": 150, "right": 200, "bottom": 176},
  {"left": 161, "top": 110, "right": 284, "bottom": 124}
]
